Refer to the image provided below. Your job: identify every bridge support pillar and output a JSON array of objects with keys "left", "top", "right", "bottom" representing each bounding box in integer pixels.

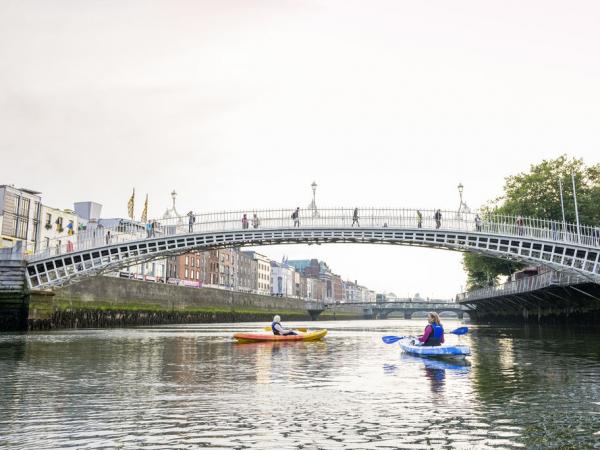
[
  {"left": 308, "top": 309, "right": 323, "bottom": 320},
  {"left": 404, "top": 311, "right": 412, "bottom": 320},
  {"left": 363, "top": 308, "right": 374, "bottom": 320},
  {"left": 0, "top": 244, "right": 29, "bottom": 331},
  {"left": 457, "top": 312, "right": 464, "bottom": 320}
]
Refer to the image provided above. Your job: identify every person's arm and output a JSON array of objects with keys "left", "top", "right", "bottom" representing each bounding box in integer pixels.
[
  {"left": 440, "top": 332, "right": 445, "bottom": 344},
  {"left": 418, "top": 325, "right": 432, "bottom": 343},
  {"left": 274, "top": 323, "right": 286, "bottom": 334}
]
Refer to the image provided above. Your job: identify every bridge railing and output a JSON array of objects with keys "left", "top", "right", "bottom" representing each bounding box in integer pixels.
[
  {"left": 24, "top": 207, "right": 600, "bottom": 262},
  {"left": 456, "top": 271, "right": 589, "bottom": 303}
]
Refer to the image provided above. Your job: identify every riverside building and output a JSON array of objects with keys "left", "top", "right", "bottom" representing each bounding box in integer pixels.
[{"left": 0, "top": 185, "right": 42, "bottom": 251}]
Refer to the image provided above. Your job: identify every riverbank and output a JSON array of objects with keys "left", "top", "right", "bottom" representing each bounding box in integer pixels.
[{"left": 10, "top": 277, "right": 362, "bottom": 331}]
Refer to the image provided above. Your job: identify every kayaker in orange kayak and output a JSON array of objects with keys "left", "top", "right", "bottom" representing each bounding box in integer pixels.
[{"left": 271, "top": 315, "right": 297, "bottom": 336}]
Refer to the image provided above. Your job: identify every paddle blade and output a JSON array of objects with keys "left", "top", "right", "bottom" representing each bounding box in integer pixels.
[
  {"left": 262, "top": 326, "right": 308, "bottom": 332},
  {"left": 451, "top": 327, "right": 469, "bottom": 335},
  {"left": 382, "top": 335, "right": 404, "bottom": 344}
]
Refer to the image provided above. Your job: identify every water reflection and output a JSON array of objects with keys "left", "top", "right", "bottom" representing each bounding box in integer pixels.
[
  {"left": 469, "top": 325, "right": 600, "bottom": 448},
  {"left": 1, "top": 320, "right": 599, "bottom": 449},
  {"left": 398, "top": 353, "right": 471, "bottom": 396}
]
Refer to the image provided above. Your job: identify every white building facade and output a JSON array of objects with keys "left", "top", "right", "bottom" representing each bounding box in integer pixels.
[
  {"left": 270, "top": 261, "right": 295, "bottom": 297},
  {"left": 37, "top": 205, "right": 78, "bottom": 255}
]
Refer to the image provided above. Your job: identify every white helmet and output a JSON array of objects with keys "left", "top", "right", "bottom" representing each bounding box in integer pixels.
[{"left": 273, "top": 315, "right": 281, "bottom": 323}]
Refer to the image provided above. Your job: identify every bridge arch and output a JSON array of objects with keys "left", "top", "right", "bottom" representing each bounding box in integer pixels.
[{"left": 23, "top": 208, "right": 600, "bottom": 289}]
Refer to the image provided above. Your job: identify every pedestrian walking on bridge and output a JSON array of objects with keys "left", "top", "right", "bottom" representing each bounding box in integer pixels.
[
  {"left": 434, "top": 209, "right": 442, "bottom": 229},
  {"left": 187, "top": 211, "right": 196, "bottom": 233},
  {"left": 516, "top": 215, "right": 524, "bottom": 236},
  {"left": 475, "top": 214, "right": 482, "bottom": 231},
  {"left": 352, "top": 208, "right": 360, "bottom": 227},
  {"left": 292, "top": 207, "right": 300, "bottom": 227}
]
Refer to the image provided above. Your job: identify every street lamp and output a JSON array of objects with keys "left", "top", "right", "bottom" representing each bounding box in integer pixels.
[
  {"left": 308, "top": 181, "right": 319, "bottom": 218},
  {"left": 457, "top": 182, "right": 470, "bottom": 218}
]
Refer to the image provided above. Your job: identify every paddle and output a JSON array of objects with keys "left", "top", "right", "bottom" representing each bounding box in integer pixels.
[
  {"left": 262, "top": 326, "right": 308, "bottom": 332},
  {"left": 382, "top": 326, "right": 469, "bottom": 344}
]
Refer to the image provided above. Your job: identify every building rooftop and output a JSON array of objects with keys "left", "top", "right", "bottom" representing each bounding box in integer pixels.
[
  {"left": 286, "top": 259, "right": 312, "bottom": 271},
  {"left": 0, "top": 185, "right": 42, "bottom": 196}
]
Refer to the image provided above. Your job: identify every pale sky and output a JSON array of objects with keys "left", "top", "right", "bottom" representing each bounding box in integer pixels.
[{"left": 1, "top": 1, "right": 599, "bottom": 298}]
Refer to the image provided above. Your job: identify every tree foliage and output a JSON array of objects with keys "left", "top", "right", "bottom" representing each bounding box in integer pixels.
[
  {"left": 463, "top": 155, "right": 600, "bottom": 291},
  {"left": 462, "top": 253, "right": 522, "bottom": 291}
]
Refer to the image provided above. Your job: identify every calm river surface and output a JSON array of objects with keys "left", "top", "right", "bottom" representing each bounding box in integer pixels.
[{"left": 1, "top": 319, "right": 600, "bottom": 449}]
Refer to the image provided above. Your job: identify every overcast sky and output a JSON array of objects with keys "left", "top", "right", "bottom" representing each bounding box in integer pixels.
[{"left": 1, "top": 1, "right": 599, "bottom": 298}]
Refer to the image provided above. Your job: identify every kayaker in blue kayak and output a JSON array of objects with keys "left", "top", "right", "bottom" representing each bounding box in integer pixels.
[
  {"left": 271, "top": 315, "right": 298, "bottom": 336},
  {"left": 418, "top": 312, "right": 444, "bottom": 346}
]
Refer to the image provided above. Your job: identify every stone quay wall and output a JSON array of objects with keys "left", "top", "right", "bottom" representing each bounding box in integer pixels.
[
  {"left": 22, "top": 276, "right": 360, "bottom": 331},
  {"left": 0, "top": 260, "right": 28, "bottom": 331}
]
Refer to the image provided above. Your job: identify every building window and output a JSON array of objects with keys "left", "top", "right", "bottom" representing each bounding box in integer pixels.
[
  {"left": 185, "top": 256, "right": 189, "bottom": 265},
  {"left": 185, "top": 268, "right": 189, "bottom": 278},
  {"left": 55, "top": 217, "right": 64, "bottom": 233},
  {"left": 18, "top": 197, "right": 30, "bottom": 216}
]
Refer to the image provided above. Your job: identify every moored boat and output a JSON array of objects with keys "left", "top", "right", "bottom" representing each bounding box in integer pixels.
[{"left": 233, "top": 329, "right": 327, "bottom": 343}]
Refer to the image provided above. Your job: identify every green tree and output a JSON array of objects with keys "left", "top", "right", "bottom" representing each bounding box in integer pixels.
[
  {"left": 497, "top": 155, "right": 600, "bottom": 224},
  {"left": 462, "top": 253, "right": 522, "bottom": 291},
  {"left": 463, "top": 155, "right": 600, "bottom": 290}
]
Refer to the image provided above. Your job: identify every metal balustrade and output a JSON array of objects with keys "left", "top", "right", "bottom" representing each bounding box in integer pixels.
[
  {"left": 21, "top": 207, "right": 600, "bottom": 290},
  {"left": 24, "top": 208, "right": 600, "bottom": 260},
  {"left": 456, "top": 271, "right": 589, "bottom": 303}
]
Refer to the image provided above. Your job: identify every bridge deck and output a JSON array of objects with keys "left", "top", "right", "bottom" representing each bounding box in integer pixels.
[{"left": 19, "top": 208, "right": 600, "bottom": 289}]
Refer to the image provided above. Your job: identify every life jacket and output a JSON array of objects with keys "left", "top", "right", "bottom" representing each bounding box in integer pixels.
[
  {"left": 271, "top": 322, "right": 281, "bottom": 335},
  {"left": 424, "top": 323, "right": 444, "bottom": 346}
]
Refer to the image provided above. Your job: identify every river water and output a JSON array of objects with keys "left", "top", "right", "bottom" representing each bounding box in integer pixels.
[{"left": 1, "top": 319, "right": 600, "bottom": 449}]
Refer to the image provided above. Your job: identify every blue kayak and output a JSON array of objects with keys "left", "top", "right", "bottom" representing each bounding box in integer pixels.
[{"left": 398, "top": 337, "right": 471, "bottom": 360}]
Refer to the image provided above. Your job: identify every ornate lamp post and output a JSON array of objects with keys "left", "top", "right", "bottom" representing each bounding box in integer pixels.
[
  {"left": 457, "top": 182, "right": 470, "bottom": 219},
  {"left": 308, "top": 181, "right": 319, "bottom": 218}
]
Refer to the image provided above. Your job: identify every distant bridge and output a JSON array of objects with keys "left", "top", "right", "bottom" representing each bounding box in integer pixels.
[
  {"left": 21, "top": 207, "right": 600, "bottom": 290},
  {"left": 325, "top": 300, "right": 470, "bottom": 320}
]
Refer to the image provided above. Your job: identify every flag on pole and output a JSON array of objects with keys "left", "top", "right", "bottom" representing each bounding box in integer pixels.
[
  {"left": 127, "top": 188, "right": 135, "bottom": 220},
  {"left": 141, "top": 194, "right": 148, "bottom": 223}
]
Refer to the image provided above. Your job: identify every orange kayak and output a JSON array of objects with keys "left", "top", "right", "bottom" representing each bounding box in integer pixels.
[{"left": 233, "top": 329, "right": 327, "bottom": 343}]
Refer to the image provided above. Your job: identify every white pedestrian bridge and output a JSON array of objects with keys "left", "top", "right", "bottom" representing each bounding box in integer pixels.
[{"left": 23, "top": 208, "right": 600, "bottom": 289}]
